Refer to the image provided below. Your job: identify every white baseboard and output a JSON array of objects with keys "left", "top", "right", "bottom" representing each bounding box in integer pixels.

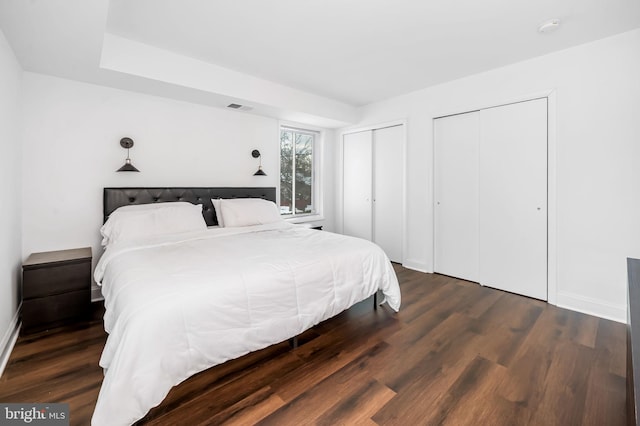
[
  {"left": 402, "top": 259, "right": 430, "bottom": 274},
  {"left": 556, "top": 291, "right": 626, "bottom": 323},
  {"left": 0, "top": 304, "right": 21, "bottom": 378}
]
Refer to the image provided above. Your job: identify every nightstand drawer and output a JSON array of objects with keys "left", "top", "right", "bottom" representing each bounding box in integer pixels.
[
  {"left": 22, "top": 289, "right": 90, "bottom": 332},
  {"left": 23, "top": 260, "right": 91, "bottom": 299},
  {"left": 22, "top": 247, "right": 92, "bottom": 335}
]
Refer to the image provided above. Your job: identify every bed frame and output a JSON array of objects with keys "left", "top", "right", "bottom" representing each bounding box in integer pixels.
[{"left": 103, "top": 187, "right": 277, "bottom": 226}]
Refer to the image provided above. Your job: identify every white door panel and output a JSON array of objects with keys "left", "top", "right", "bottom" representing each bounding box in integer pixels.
[
  {"left": 373, "top": 125, "right": 403, "bottom": 263},
  {"left": 479, "top": 98, "right": 548, "bottom": 300},
  {"left": 343, "top": 131, "right": 373, "bottom": 240},
  {"left": 434, "top": 112, "right": 480, "bottom": 282}
]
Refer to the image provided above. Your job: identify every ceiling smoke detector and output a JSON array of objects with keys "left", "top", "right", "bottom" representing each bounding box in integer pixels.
[
  {"left": 538, "top": 18, "right": 560, "bottom": 34},
  {"left": 227, "top": 103, "right": 253, "bottom": 111}
]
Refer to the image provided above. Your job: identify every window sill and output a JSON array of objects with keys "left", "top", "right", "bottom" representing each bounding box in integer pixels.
[{"left": 283, "top": 214, "right": 325, "bottom": 224}]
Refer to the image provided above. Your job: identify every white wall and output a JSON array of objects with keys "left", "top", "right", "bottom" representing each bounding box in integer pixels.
[
  {"left": 21, "top": 73, "right": 336, "bottom": 298},
  {"left": 0, "top": 27, "right": 22, "bottom": 370},
  {"left": 319, "top": 128, "right": 337, "bottom": 232},
  {"left": 344, "top": 29, "right": 640, "bottom": 322}
]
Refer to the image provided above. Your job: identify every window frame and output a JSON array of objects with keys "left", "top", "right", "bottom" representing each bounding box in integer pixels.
[{"left": 278, "top": 124, "right": 323, "bottom": 223}]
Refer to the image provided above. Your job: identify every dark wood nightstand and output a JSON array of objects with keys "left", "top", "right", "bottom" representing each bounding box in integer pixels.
[{"left": 22, "top": 247, "right": 92, "bottom": 334}]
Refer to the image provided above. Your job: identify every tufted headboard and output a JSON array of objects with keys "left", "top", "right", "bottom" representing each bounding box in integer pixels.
[{"left": 103, "top": 187, "right": 277, "bottom": 226}]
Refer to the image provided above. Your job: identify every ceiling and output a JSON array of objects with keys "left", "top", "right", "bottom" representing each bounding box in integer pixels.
[{"left": 1, "top": 0, "right": 639, "bottom": 126}]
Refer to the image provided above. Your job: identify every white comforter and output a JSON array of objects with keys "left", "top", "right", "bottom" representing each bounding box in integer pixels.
[{"left": 92, "top": 222, "right": 401, "bottom": 426}]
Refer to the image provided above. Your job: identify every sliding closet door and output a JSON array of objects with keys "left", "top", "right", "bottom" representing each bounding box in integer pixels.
[
  {"left": 479, "top": 98, "right": 547, "bottom": 300},
  {"left": 343, "top": 130, "right": 373, "bottom": 240},
  {"left": 373, "top": 125, "right": 403, "bottom": 263},
  {"left": 434, "top": 112, "right": 480, "bottom": 282}
]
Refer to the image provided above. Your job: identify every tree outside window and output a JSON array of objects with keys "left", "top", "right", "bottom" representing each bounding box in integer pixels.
[{"left": 280, "top": 128, "right": 315, "bottom": 216}]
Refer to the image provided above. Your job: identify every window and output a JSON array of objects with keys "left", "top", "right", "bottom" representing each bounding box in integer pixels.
[{"left": 280, "top": 126, "right": 318, "bottom": 217}]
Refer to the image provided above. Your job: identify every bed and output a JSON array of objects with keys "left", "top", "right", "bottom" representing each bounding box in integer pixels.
[{"left": 92, "top": 187, "right": 401, "bottom": 426}]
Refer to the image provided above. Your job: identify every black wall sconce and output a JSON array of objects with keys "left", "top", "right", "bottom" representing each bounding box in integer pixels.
[
  {"left": 117, "top": 137, "right": 140, "bottom": 172},
  {"left": 252, "top": 149, "right": 266, "bottom": 176}
]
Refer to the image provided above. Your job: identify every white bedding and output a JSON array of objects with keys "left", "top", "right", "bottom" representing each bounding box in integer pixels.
[{"left": 92, "top": 222, "right": 401, "bottom": 426}]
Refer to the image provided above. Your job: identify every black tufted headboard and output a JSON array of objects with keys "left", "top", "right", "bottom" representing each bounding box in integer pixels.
[{"left": 103, "top": 187, "right": 277, "bottom": 226}]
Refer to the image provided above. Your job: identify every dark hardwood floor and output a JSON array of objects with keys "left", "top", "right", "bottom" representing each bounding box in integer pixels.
[{"left": 0, "top": 265, "right": 627, "bottom": 425}]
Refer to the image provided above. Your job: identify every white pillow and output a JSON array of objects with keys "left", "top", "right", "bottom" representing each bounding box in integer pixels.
[
  {"left": 101, "top": 202, "right": 206, "bottom": 246},
  {"left": 219, "top": 198, "right": 281, "bottom": 227},
  {"left": 211, "top": 198, "right": 224, "bottom": 227}
]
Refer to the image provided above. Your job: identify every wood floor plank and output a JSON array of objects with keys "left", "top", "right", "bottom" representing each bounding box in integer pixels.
[
  {"left": 257, "top": 342, "right": 393, "bottom": 425},
  {"left": 376, "top": 312, "right": 480, "bottom": 392},
  {"left": 383, "top": 295, "right": 465, "bottom": 348},
  {"left": 202, "top": 387, "right": 286, "bottom": 426},
  {"left": 582, "top": 337, "right": 626, "bottom": 426},
  {"left": 9, "top": 323, "right": 106, "bottom": 360},
  {"left": 459, "top": 286, "right": 504, "bottom": 319},
  {"left": 567, "top": 311, "right": 600, "bottom": 349},
  {"left": 371, "top": 351, "right": 492, "bottom": 425},
  {"left": 395, "top": 275, "right": 457, "bottom": 324},
  {"left": 496, "top": 305, "right": 579, "bottom": 413},
  {"left": 578, "top": 316, "right": 627, "bottom": 426},
  {"left": 475, "top": 302, "right": 543, "bottom": 367},
  {"left": 423, "top": 356, "right": 499, "bottom": 425},
  {"left": 315, "top": 379, "right": 396, "bottom": 426},
  {"left": 269, "top": 313, "right": 400, "bottom": 403},
  {"left": 372, "top": 330, "right": 488, "bottom": 423},
  {"left": 527, "top": 340, "right": 595, "bottom": 425},
  {"left": 142, "top": 348, "right": 303, "bottom": 423},
  {"left": 443, "top": 365, "right": 529, "bottom": 426},
  {"left": 469, "top": 291, "right": 544, "bottom": 336},
  {"left": 595, "top": 318, "right": 627, "bottom": 378},
  {"left": 0, "top": 267, "right": 626, "bottom": 425}
]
